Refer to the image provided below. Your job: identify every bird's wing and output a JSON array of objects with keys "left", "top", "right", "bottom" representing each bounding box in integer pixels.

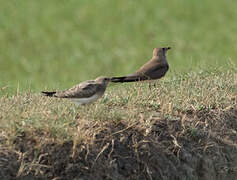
[
  {"left": 136, "top": 59, "right": 159, "bottom": 73},
  {"left": 136, "top": 59, "right": 168, "bottom": 74},
  {"left": 55, "top": 82, "right": 100, "bottom": 98},
  {"left": 110, "top": 61, "right": 168, "bottom": 83}
]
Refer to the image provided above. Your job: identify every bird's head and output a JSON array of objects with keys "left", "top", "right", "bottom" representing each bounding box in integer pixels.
[
  {"left": 95, "top": 76, "right": 111, "bottom": 85},
  {"left": 153, "top": 47, "right": 171, "bottom": 57}
]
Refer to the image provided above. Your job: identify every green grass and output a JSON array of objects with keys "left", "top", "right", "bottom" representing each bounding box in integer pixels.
[
  {"left": 1, "top": 1, "right": 237, "bottom": 178},
  {"left": 0, "top": 68, "right": 236, "bottom": 178},
  {"left": 1, "top": 68, "right": 236, "bottom": 143},
  {"left": 0, "top": 0, "right": 237, "bottom": 94}
]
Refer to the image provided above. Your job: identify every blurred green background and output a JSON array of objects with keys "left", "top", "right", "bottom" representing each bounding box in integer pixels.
[{"left": 0, "top": 0, "right": 236, "bottom": 93}]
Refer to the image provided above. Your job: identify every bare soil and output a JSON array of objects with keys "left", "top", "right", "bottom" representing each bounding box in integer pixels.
[{"left": 1, "top": 108, "right": 237, "bottom": 180}]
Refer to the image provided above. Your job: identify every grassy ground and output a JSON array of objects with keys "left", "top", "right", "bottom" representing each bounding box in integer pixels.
[
  {"left": 1, "top": 67, "right": 236, "bottom": 143},
  {"left": 0, "top": 67, "right": 236, "bottom": 179},
  {"left": 0, "top": 0, "right": 237, "bottom": 93},
  {"left": 1, "top": 0, "right": 237, "bottom": 179}
]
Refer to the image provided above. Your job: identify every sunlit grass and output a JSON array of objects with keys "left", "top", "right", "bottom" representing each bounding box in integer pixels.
[
  {"left": 0, "top": 68, "right": 236, "bottom": 144},
  {"left": 0, "top": 67, "right": 236, "bottom": 178}
]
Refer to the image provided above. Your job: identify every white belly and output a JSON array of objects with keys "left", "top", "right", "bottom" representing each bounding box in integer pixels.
[{"left": 72, "top": 94, "right": 101, "bottom": 105}]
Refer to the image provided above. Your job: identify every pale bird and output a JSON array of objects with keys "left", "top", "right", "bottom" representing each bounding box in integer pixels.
[
  {"left": 111, "top": 47, "right": 171, "bottom": 83},
  {"left": 41, "top": 76, "right": 111, "bottom": 105}
]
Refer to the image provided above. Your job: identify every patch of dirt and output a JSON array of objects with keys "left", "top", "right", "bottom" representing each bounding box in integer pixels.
[{"left": 0, "top": 109, "right": 237, "bottom": 180}]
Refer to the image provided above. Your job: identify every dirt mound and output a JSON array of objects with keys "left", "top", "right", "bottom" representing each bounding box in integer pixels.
[{"left": 1, "top": 109, "right": 237, "bottom": 180}]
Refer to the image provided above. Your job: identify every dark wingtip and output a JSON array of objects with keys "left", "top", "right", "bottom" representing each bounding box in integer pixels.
[
  {"left": 110, "top": 76, "right": 129, "bottom": 83},
  {"left": 110, "top": 76, "right": 146, "bottom": 83},
  {"left": 41, "top": 91, "right": 56, "bottom": 97}
]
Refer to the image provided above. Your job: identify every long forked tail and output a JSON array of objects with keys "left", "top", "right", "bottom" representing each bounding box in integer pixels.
[
  {"left": 110, "top": 76, "right": 148, "bottom": 83},
  {"left": 41, "top": 91, "right": 57, "bottom": 97}
]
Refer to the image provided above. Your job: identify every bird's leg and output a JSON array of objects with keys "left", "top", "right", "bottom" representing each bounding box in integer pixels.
[
  {"left": 148, "top": 82, "right": 152, "bottom": 90},
  {"left": 148, "top": 81, "right": 158, "bottom": 91},
  {"left": 148, "top": 80, "right": 156, "bottom": 90}
]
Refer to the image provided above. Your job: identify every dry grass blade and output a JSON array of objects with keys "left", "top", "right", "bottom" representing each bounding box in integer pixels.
[{"left": 0, "top": 69, "right": 236, "bottom": 179}]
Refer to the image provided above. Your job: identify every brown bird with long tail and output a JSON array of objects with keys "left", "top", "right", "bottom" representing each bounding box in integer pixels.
[
  {"left": 41, "top": 76, "right": 111, "bottom": 106},
  {"left": 111, "top": 47, "right": 171, "bottom": 83}
]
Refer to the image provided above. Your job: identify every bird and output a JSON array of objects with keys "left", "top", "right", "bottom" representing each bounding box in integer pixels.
[
  {"left": 41, "top": 76, "right": 111, "bottom": 105},
  {"left": 111, "top": 47, "right": 171, "bottom": 83}
]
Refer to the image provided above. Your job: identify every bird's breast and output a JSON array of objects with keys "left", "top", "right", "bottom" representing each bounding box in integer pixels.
[{"left": 72, "top": 94, "right": 101, "bottom": 105}]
